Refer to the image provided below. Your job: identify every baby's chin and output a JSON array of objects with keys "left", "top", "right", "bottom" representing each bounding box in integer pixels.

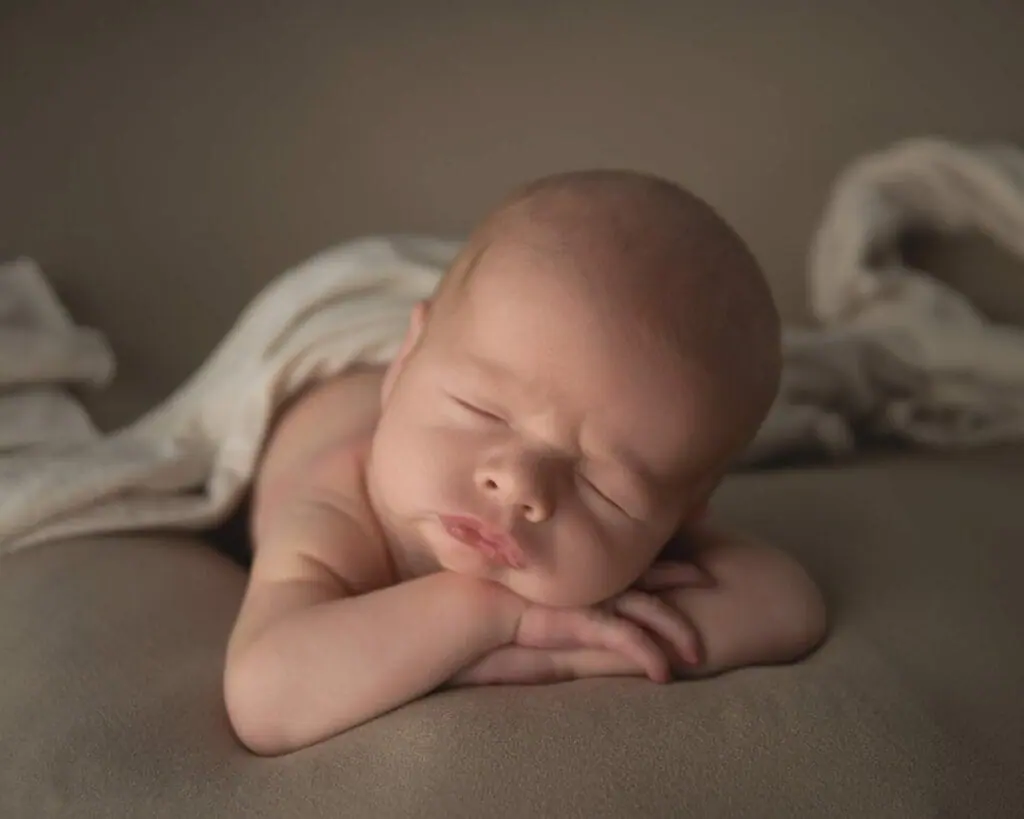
[{"left": 500, "top": 571, "right": 621, "bottom": 609}]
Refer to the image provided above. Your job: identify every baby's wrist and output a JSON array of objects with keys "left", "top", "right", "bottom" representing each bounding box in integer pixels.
[{"left": 466, "top": 575, "right": 526, "bottom": 645}]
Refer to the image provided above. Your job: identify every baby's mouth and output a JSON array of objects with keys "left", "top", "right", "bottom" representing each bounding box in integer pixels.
[{"left": 438, "top": 515, "right": 526, "bottom": 568}]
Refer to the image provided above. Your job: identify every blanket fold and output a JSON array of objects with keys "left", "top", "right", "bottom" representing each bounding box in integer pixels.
[
  {"left": 807, "top": 137, "right": 1024, "bottom": 445},
  {"left": 2, "top": 137, "right": 1023, "bottom": 555}
]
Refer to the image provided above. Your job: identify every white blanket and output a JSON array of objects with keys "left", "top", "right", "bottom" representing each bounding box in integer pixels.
[{"left": 2, "top": 137, "right": 1023, "bottom": 555}]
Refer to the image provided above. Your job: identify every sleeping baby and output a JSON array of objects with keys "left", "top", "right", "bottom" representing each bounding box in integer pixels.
[{"left": 223, "top": 169, "right": 827, "bottom": 755}]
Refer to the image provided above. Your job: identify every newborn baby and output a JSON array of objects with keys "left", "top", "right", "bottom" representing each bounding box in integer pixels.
[{"left": 224, "top": 170, "right": 827, "bottom": 755}]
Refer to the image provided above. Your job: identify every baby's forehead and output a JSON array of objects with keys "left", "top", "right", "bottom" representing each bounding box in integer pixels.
[
  {"left": 460, "top": 243, "right": 694, "bottom": 368},
  {"left": 463, "top": 237, "right": 672, "bottom": 320},
  {"left": 457, "top": 264, "right": 696, "bottom": 390}
]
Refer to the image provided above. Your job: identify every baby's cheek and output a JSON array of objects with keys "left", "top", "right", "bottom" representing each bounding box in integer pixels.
[
  {"left": 584, "top": 544, "right": 657, "bottom": 603},
  {"left": 397, "top": 427, "right": 475, "bottom": 510},
  {"left": 557, "top": 522, "right": 635, "bottom": 602},
  {"left": 521, "top": 550, "right": 631, "bottom": 607},
  {"left": 373, "top": 425, "right": 436, "bottom": 504}
]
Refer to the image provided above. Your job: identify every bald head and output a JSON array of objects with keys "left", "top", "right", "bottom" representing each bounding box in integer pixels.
[{"left": 432, "top": 169, "right": 782, "bottom": 454}]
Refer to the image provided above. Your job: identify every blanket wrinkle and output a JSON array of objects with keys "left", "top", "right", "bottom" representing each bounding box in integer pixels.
[
  {"left": 2, "top": 138, "right": 1023, "bottom": 554},
  {"left": 807, "top": 137, "right": 1024, "bottom": 446}
]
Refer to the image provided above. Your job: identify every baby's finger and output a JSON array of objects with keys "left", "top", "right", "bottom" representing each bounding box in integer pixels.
[
  {"left": 586, "top": 611, "right": 672, "bottom": 683},
  {"left": 453, "top": 647, "right": 556, "bottom": 686},
  {"left": 612, "top": 591, "right": 702, "bottom": 667},
  {"left": 525, "top": 608, "right": 670, "bottom": 682},
  {"left": 635, "top": 561, "right": 713, "bottom": 592},
  {"left": 550, "top": 648, "right": 647, "bottom": 680}
]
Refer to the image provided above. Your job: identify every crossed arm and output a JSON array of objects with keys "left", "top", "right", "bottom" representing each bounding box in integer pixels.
[
  {"left": 642, "top": 524, "right": 827, "bottom": 679},
  {"left": 449, "top": 524, "right": 828, "bottom": 687},
  {"left": 224, "top": 505, "right": 827, "bottom": 756}
]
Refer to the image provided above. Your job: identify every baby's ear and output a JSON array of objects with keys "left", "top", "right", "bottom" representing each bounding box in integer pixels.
[
  {"left": 381, "top": 299, "right": 431, "bottom": 402},
  {"left": 409, "top": 299, "right": 430, "bottom": 338}
]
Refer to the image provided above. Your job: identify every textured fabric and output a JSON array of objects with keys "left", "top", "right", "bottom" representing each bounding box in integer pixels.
[
  {"left": 807, "top": 137, "right": 1024, "bottom": 444},
  {"left": 0, "top": 258, "right": 113, "bottom": 451},
  {"left": 2, "top": 448, "right": 1022, "bottom": 819},
  {"left": 0, "top": 237, "right": 448, "bottom": 551}
]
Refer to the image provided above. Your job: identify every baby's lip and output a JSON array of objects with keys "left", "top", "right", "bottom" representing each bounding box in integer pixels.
[{"left": 438, "top": 514, "right": 526, "bottom": 568}]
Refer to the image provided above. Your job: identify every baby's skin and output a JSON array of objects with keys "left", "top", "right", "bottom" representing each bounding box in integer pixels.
[{"left": 223, "top": 171, "right": 828, "bottom": 755}]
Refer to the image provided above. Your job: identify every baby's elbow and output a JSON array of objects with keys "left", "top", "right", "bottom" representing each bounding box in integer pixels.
[
  {"left": 223, "top": 646, "right": 301, "bottom": 757},
  {"left": 783, "top": 562, "right": 829, "bottom": 661}
]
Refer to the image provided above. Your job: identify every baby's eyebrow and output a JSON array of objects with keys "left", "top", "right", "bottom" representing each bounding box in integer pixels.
[
  {"left": 583, "top": 438, "right": 658, "bottom": 489},
  {"left": 461, "top": 349, "right": 515, "bottom": 383}
]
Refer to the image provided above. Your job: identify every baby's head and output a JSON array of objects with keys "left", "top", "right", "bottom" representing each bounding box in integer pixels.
[{"left": 367, "top": 170, "right": 780, "bottom": 606}]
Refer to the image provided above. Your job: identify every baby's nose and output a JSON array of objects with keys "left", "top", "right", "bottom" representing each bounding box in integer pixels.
[{"left": 476, "top": 456, "right": 555, "bottom": 523}]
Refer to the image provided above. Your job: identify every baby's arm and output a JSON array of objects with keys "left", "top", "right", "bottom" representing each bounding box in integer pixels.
[
  {"left": 223, "top": 377, "right": 525, "bottom": 755},
  {"left": 650, "top": 525, "right": 828, "bottom": 678},
  {"left": 223, "top": 500, "right": 521, "bottom": 756}
]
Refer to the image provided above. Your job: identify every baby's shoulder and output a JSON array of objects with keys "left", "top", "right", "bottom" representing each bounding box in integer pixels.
[
  {"left": 250, "top": 367, "right": 392, "bottom": 590},
  {"left": 257, "top": 366, "right": 385, "bottom": 488},
  {"left": 253, "top": 367, "right": 384, "bottom": 530}
]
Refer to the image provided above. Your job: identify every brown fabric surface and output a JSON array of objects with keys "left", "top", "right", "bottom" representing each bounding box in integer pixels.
[{"left": 2, "top": 448, "right": 1022, "bottom": 818}]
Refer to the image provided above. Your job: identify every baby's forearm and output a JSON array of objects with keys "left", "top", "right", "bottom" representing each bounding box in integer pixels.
[
  {"left": 658, "top": 530, "right": 827, "bottom": 678},
  {"left": 226, "top": 571, "right": 519, "bottom": 755}
]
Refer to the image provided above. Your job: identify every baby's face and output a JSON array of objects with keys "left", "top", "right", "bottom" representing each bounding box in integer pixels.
[{"left": 366, "top": 246, "right": 728, "bottom": 607}]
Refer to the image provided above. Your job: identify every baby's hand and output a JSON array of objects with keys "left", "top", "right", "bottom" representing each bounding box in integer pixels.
[
  {"left": 448, "top": 645, "right": 662, "bottom": 687},
  {"left": 450, "top": 591, "right": 700, "bottom": 687},
  {"left": 514, "top": 591, "right": 701, "bottom": 683},
  {"left": 616, "top": 559, "right": 715, "bottom": 678}
]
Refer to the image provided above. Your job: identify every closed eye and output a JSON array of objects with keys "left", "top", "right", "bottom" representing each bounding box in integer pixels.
[
  {"left": 451, "top": 395, "right": 504, "bottom": 422},
  {"left": 579, "top": 473, "right": 635, "bottom": 520}
]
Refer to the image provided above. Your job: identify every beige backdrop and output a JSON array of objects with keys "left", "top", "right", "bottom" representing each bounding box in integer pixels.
[{"left": 3, "top": 0, "right": 1023, "bottom": 428}]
